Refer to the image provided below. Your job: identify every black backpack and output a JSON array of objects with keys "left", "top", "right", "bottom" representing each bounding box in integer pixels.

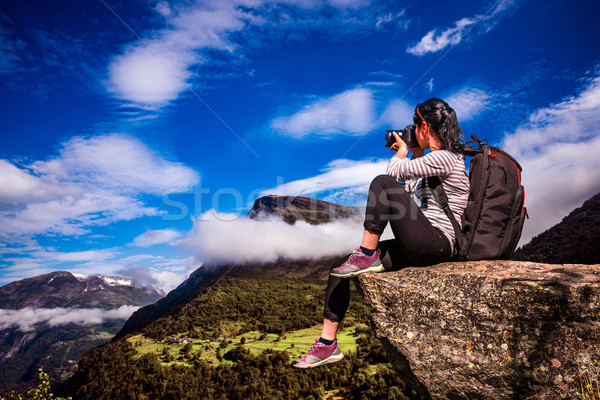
[{"left": 429, "top": 135, "right": 528, "bottom": 261}]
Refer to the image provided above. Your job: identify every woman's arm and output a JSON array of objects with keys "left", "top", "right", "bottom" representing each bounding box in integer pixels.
[{"left": 386, "top": 150, "right": 458, "bottom": 181}]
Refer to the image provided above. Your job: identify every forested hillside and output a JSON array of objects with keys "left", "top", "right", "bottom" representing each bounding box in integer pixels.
[
  {"left": 513, "top": 192, "right": 600, "bottom": 264},
  {"left": 64, "top": 265, "right": 419, "bottom": 399}
]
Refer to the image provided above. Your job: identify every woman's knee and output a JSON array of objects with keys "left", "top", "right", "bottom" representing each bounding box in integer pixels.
[
  {"left": 369, "top": 175, "right": 410, "bottom": 205},
  {"left": 370, "top": 174, "right": 397, "bottom": 190}
]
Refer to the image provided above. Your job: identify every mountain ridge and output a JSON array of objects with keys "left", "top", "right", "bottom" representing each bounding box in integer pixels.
[
  {"left": 0, "top": 271, "right": 165, "bottom": 396},
  {"left": 0, "top": 270, "right": 165, "bottom": 310},
  {"left": 247, "top": 194, "right": 360, "bottom": 224},
  {"left": 513, "top": 192, "right": 600, "bottom": 263}
]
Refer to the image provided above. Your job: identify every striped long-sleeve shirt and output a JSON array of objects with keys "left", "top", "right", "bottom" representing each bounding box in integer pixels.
[{"left": 386, "top": 150, "right": 469, "bottom": 250}]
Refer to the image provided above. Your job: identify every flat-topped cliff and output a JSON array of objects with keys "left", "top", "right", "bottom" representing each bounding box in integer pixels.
[{"left": 358, "top": 260, "right": 600, "bottom": 400}]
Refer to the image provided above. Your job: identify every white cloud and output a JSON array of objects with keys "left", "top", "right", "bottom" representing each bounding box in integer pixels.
[
  {"left": 326, "top": 0, "right": 370, "bottom": 8},
  {"left": 379, "top": 99, "right": 415, "bottom": 130},
  {"left": 150, "top": 265, "right": 198, "bottom": 292},
  {"left": 268, "top": 84, "right": 494, "bottom": 139},
  {"left": 71, "top": 254, "right": 199, "bottom": 293},
  {"left": 0, "top": 306, "right": 140, "bottom": 332},
  {"left": 407, "top": 17, "right": 476, "bottom": 56},
  {"left": 271, "top": 88, "right": 375, "bottom": 138},
  {"left": 33, "top": 249, "right": 115, "bottom": 263},
  {"left": 0, "top": 160, "right": 72, "bottom": 205},
  {"left": 0, "top": 191, "right": 160, "bottom": 237},
  {"left": 375, "top": 10, "right": 408, "bottom": 30},
  {"left": 446, "top": 87, "right": 491, "bottom": 121},
  {"left": 501, "top": 71, "right": 600, "bottom": 244},
  {"left": 407, "top": 0, "right": 516, "bottom": 56},
  {"left": 107, "top": 4, "right": 242, "bottom": 106},
  {"left": 131, "top": 229, "right": 183, "bottom": 247},
  {"left": 260, "top": 158, "right": 388, "bottom": 197},
  {"left": 31, "top": 134, "right": 198, "bottom": 194},
  {"left": 106, "top": 1, "right": 406, "bottom": 108},
  {"left": 154, "top": 1, "right": 172, "bottom": 18},
  {"left": 0, "top": 134, "right": 199, "bottom": 236},
  {"left": 67, "top": 257, "right": 197, "bottom": 293},
  {"left": 0, "top": 267, "right": 50, "bottom": 285},
  {"left": 321, "top": 184, "right": 371, "bottom": 207},
  {"left": 114, "top": 264, "right": 160, "bottom": 288},
  {"left": 368, "top": 71, "right": 403, "bottom": 80},
  {"left": 426, "top": 78, "right": 434, "bottom": 93}
]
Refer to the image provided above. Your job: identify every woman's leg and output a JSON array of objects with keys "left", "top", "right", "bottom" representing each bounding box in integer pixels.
[
  {"left": 360, "top": 228, "right": 380, "bottom": 251},
  {"left": 293, "top": 175, "right": 451, "bottom": 368},
  {"left": 330, "top": 175, "right": 418, "bottom": 278},
  {"left": 364, "top": 174, "right": 452, "bottom": 265},
  {"left": 326, "top": 175, "right": 451, "bottom": 326},
  {"left": 363, "top": 174, "right": 420, "bottom": 237},
  {"left": 323, "top": 255, "right": 352, "bottom": 323},
  {"left": 320, "top": 318, "right": 339, "bottom": 341},
  {"left": 292, "top": 256, "right": 350, "bottom": 368}
]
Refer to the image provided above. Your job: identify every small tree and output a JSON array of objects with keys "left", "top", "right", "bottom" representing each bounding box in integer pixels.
[
  {"left": 181, "top": 343, "right": 193, "bottom": 355},
  {"left": 0, "top": 369, "right": 72, "bottom": 400}
]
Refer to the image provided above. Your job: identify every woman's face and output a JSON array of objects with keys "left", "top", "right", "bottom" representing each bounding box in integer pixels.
[{"left": 415, "top": 122, "right": 429, "bottom": 149}]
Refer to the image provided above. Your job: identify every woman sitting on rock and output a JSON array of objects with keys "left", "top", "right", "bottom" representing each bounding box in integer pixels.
[{"left": 293, "top": 98, "right": 470, "bottom": 368}]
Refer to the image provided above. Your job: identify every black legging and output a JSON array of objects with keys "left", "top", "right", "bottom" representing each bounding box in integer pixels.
[{"left": 323, "top": 174, "right": 452, "bottom": 322}]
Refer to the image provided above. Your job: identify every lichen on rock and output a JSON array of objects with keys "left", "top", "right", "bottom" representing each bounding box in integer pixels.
[{"left": 357, "top": 260, "right": 600, "bottom": 400}]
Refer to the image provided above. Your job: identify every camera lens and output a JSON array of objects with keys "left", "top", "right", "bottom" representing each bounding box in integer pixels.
[{"left": 384, "top": 131, "right": 396, "bottom": 148}]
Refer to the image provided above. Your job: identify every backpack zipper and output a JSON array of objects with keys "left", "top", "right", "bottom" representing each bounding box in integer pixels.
[
  {"left": 491, "top": 150, "right": 525, "bottom": 214},
  {"left": 490, "top": 151, "right": 521, "bottom": 186}
]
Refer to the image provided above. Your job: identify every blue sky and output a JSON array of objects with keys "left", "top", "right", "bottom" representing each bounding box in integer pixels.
[{"left": 1, "top": 0, "right": 600, "bottom": 291}]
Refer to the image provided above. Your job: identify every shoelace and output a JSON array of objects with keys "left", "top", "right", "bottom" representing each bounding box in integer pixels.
[
  {"left": 307, "top": 342, "right": 321, "bottom": 354},
  {"left": 335, "top": 250, "right": 361, "bottom": 269},
  {"left": 301, "top": 342, "right": 321, "bottom": 359}
]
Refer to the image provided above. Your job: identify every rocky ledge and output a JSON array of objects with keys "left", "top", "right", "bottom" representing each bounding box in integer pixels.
[
  {"left": 357, "top": 260, "right": 600, "bottom": 400},
  {"left": 247, "top": 195, "right": 359, "bottom": 225}
]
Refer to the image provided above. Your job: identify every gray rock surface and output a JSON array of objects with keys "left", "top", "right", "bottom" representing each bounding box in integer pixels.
[{"left": 357, "top": 260, "right": 600, "bottom": 400}]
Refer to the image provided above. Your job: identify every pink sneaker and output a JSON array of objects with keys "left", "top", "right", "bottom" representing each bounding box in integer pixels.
[
  {"left": 292, "top": 339, "right": 344, "bottom": 368},
  {"left": 329, "top": 248, "right": 383, "bottom": 278}
]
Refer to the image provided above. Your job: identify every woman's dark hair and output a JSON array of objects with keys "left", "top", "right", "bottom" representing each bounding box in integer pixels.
[{"left": 413, "top": 98, "right": 464, "bottom": 153}]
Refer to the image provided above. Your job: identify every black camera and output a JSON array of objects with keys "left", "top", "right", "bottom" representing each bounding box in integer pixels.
[{"left": 385, "top": 125, "right": 419, "bottom": 148}]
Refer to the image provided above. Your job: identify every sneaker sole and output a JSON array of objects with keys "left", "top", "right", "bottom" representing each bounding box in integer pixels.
[
  {"left": 329, "top": 264, "right": 384, "bottom": 278},
  {"left": 292, "top": 353, "right": 345, "bottom": 369}
]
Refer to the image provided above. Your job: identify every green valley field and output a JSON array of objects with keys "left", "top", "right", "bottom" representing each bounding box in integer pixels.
[{"left": 63, "top": 266, "right": 419, "bottom": 399}]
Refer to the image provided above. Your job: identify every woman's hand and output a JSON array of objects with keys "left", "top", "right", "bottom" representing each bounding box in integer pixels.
[{"left": 391, "top": 131, "right": 409, "bottom": 159}]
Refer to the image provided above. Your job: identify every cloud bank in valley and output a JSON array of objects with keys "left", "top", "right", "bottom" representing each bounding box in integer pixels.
[
  {"left": 0, "top": 305, "right": 140, "bottom": 332},
  {"left": 184, "top": 209, "right": 395, "bottom": 265},
  {"left": 186, "top": 211, "right": 361, "bottom": 264},
  {"left": 184, "top": 157, "right": 396, "bottom": 265}
]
